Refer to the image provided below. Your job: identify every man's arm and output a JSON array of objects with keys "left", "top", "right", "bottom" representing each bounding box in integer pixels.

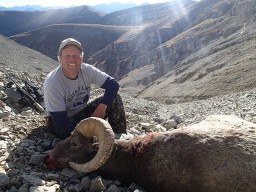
[
  {"left": 101, "top": 77, "right": 119, "bottom": 104},
  {"left": 50, "top": 111, "right": 75, "bottom": 139},
  {"left": 92, "top": 77, "right": 119, "bottom": 118}
]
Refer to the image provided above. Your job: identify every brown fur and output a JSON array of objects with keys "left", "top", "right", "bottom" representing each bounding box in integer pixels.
[{"left": 46, "top": 115, "right": 256, "bottom": 192}]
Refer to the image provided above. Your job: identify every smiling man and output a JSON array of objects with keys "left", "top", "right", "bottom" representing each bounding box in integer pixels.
[{"left": 43, "top": 38, "right": 127, "bottom": 139}]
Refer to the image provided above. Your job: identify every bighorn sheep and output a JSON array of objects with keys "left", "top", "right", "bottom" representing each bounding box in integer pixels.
[{"left": 45, "top": 115, "right": 256, "bottom": 192}]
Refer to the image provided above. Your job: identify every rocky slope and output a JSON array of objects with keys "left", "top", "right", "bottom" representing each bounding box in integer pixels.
[
  {"left": 1, "top": 68, "right": 256, "bottom": 192},
  {"left": 123, "top": 20, "right": 256, "bottom": 103},
  {"left": 99, "top": 0, "right": 256, "bottom": 103},
  {"left": 6, "top": 0, "right": 256, "bottom": 105},
  {"left": 0, "top": 35, "right": 58, "bottom": 74}
]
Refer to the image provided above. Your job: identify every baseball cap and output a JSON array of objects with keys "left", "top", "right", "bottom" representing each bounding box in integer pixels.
[{"left": 58, "top": 38, "right": 83, "bottom": 55}]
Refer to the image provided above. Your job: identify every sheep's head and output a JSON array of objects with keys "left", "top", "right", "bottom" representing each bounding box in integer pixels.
[{"left": 45, "top": 117, "right": 115, "bottom": 173}]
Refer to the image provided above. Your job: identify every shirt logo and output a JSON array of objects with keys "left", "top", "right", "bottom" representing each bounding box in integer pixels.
[
  {"left": 67, "top": 86, "right": 89, "bottom": 102},
  {"left": 73, "top": 94, "right": 89, "bottom": 107}
]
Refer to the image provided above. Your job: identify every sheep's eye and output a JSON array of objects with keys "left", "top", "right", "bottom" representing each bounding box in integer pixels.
[{"left": 71, "top": 141, "right": 78, "bottom": 147}]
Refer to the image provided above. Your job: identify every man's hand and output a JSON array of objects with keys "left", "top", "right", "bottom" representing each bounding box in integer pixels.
[{"left": 91, "top": 103, "right": 107, "bottom": 119}]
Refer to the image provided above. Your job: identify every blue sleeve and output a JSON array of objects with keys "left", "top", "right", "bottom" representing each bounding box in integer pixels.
[
  {"left": 100, "top": 77, "right": 119, "bottom": 105},
  {"left": 50, "top": 111, "right": 75, "bottom": 139}
]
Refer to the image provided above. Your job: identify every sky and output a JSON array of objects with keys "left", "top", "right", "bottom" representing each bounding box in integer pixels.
[{"left": 0, "top": 0, "right": 179, "bottom": 7}]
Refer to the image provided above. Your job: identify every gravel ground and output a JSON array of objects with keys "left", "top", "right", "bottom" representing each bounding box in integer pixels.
[
  {"left": 1, "top": 70, "right": 256, "bottom": 191},
  {"left": 122, "top": 88, "right": 256, "bottom": 129}
]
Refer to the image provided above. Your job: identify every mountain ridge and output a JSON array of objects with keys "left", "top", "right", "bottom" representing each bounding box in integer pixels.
[
  {"left": 0, "top": 5, "right": 105, "bottom": 36},
  {"left": 0, "top": 2, "right": 138, "bottom": 13}
]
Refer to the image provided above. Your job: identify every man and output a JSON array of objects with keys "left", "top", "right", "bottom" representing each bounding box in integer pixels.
[{"left": 43, "top": 38, "right": 127, "bottom": 139}]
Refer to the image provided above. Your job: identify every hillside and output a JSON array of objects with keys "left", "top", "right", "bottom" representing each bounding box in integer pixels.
[
  {"left": 94, "top": 0, "right": 256, "bottom": 103},
  {"left": 3, "top": 0, "right": 256, "bottom": 104},
  {"left": 10, "top": 24, "right": 137, "bottom": 60},
  {"left": 0, "top": 35, "right": 58, "bottom": 74},
  {"left": 0, "top": 5, "right": 105, "bottom": 36}
]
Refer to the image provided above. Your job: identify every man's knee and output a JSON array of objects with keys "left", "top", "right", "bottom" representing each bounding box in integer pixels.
[
  {"left": 113, "top": 93, "right": 123, "bottom": 103},
  {"left": 106, "top": 94, "right": 127, "bottom": 134},
  {"left": 109, "top": 94, "right": 124, "bottom": 109}
]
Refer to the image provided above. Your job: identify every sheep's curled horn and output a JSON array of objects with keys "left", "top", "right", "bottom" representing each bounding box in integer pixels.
[{"left": 69, "top": 117, "right": 115, "bottom": 173}]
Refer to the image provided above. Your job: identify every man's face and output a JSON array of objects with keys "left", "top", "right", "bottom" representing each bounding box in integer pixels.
[{"left": 59, "top": 45, "right": 83, "bottom": 79}]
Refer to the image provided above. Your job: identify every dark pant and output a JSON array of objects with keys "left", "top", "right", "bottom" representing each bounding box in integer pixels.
[
  {"left": 70, "top": 94, "right": 127, "bottom": 134},
  {"left": 47, "top": 94, "right": 127, "bottom": 137}
]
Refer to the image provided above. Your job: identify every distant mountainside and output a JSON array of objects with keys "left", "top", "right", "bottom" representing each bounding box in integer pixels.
[
  {"left": 10, "top": 24, "right": 136, "bottom": 61},
  {"left": 100, "top": 2, "right": 179, "bottom": 26},
  {"left": 0, "top": 5, "right": 105, "bottom": 36},
  {"left": 93, "top": 2, "right": 138, "bottom": 13},
  {"left": 0, "top": 2, "right": 138, "bottom": 13},
  {"left": 0, "top": 2, "right": 160, "bottom": 37},
  {"left": 0, "top": 5, "right": 64, "bottom": 11},
  {"left": 8, "top": 1, "right": 189, "bottom": 60},
  {"left": 2, "top": 0, "right": 256, "bottom": 104}
]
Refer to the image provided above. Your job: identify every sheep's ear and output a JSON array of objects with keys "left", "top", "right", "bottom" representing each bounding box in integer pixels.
[
  {"left": 91, "top": 142, "right": 99, "bottom": 152},
  {"left": 87, "top": 137, "right": 99, "bottom": 153}
]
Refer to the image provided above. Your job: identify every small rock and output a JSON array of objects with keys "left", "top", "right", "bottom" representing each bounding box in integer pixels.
[
  {"left": 18, "top": 183, "right": 29, "bottom": 192},
  {"left": 41, "top": 140, "right": 52, "bottom": 150},
  {"left": 0, "top": 127, "right": 9, "bottom": 135},
  {"left": 20, "top": 109, "right": 33, "bottom": 116},
  {"left": 29, "top": 154, "right": 47, "bottom": 165},
  {"left": 44, "top": 173, "right": 59, "bottom": 180},
  {"left": 105, "top": 184, "right": 121, "bottom": 192},
  {"left": 80, "top": 176, "right": 91, "bottom": 190},
  {"left": 68, "top": 184, "right": 82, "bottom": 192},
  {"left": 61, "top": 168, "right": 85, "bottom": 178},
  {"left": 163, "top": 119, "right": 177, "bottom": 130},
  {"left": 89, "top": 176, "right": 106, "bottom": 192},
  {"left": 29, "top": 184, "right": 60, "bottom": 192},
  {"left": 140, "top": 122, "right": 155, "bottom": 131},
  {"left": 0, "top": 140, "right": 8, "bottom": 149},
  {"left": 0, "top": 173, "right": 10, "bottom": 189},
  {"left": 22, "top": 174, "right": 45, "bottom": 186}
]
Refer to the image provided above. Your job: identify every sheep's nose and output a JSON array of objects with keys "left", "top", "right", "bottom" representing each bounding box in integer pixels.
[{"left": 44, "top": 151, "right": 60, "bottom": 170}]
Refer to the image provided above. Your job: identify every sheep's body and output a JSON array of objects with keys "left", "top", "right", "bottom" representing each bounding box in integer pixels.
[{"left": 46, "top": 115, "right": 256, "bottom": 192}]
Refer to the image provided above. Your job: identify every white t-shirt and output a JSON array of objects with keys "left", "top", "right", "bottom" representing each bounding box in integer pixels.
[{"left": 44, "top": 63, "right": 109, "bottom": 117}]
